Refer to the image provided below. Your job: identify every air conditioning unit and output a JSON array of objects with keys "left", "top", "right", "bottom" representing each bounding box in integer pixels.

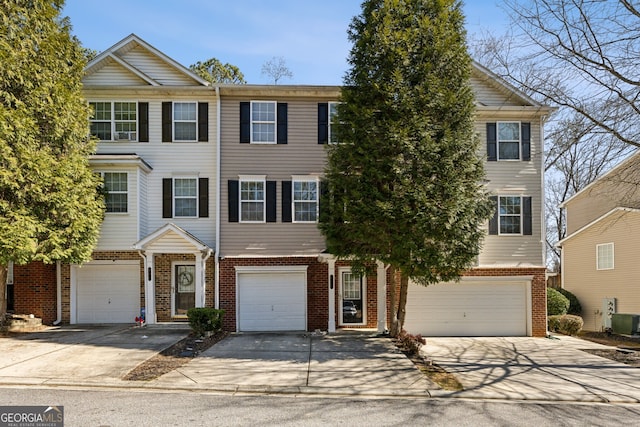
[{"left": 115, "top": 131, "right": 137, "bottom": 141}]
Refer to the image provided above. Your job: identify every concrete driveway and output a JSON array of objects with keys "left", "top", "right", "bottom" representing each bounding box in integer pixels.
[
  {"left": 423, "top": 335, "right": 640, "bottom": 403},
  {"left": 152, "top": 332, "right": 436, "bottom": 397},
  {"left": 0, "top": 324, "right": 189, "bottom": 387}
]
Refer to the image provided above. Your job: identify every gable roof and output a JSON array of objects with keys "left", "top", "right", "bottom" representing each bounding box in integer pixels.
[
  {"left": 556, "top": 207, "right": 640, "bottom": 246},
  {"left": 133, "top": 223, "right": 211, "bottom": 253},
  {"left": 560, "top": 150, "right": 640, "bottom": 208},
  {"left": 84, "top": 33, "right": 209, "bottom": 87}
]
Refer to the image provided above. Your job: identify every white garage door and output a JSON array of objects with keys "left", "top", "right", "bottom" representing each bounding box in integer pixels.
[
  {"left": 404, "top": 279, "right": 528, "bottom": 336},
  {"left": 75, "top": 263, "right": 140, "bottom": 323},
  {"left": 237, "top": 271, "right": 306, "bottom": 331}
]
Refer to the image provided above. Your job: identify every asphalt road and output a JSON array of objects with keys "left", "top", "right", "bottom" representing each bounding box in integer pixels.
[{"left": 1, "top": 387, "right": 639, "bottom": 426}]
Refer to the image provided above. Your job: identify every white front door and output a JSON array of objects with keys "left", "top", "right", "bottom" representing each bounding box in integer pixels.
[{"left": 339, "top": 269, "right": 366, "bottom": 326}]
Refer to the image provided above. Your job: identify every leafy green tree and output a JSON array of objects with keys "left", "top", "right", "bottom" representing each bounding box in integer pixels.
[
  {"left": 190, "top": 58, "right": 246, "bottom": 84},
  {"left": 320, "top": 0, "right": 492, "bottom": 336},
  {"left": 0, "top": 0, "right": 105, "bottom": 316}
]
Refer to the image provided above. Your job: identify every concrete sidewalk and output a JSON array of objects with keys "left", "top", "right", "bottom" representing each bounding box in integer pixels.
[
  {"left": 151, "top": 332, "right": 437, "bottom": 397},
  {"left": 423, "top": 335, "right": 640, "bottom": 403}
]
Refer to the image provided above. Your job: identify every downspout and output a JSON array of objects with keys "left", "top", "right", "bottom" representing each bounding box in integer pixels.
[
  {"left": 202, "top": 248, "right": 213, "bottom": 307},
  {"left": 53, "top": 261, "right": 62, "bottom": 325},
  {"left": 214, "top": 85, "right": 221, "bottom": 309},
  {"left": 540, "top": 114, "right": 548, "bottom": 267}
]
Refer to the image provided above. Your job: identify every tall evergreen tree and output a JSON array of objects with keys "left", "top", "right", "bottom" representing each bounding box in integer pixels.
[
  {"left": 320, "top": 0, "right": 492, "bottom": 336},
  {"left": 0, "top": 0, "right": 104, "bottom": 315}
]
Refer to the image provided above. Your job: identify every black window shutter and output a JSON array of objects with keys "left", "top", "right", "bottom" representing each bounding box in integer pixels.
[
  {"left": 198, "top": 102, "right": 208, "bottom": 142},
  {"left": 162, "top": 102, "right": 172, "bottom": 142},
  {"left": 318, "top": 180, "right": 329, "bottom": 222},
  {"left": 239, "top": 102, "right": 250, "bottom": 143},
  {"left": 318, "top": 103, "right": 328, "bottom": 144},
  {"left": 266, "top": 180, "right": 277, "bottom": 222},
  {"left": 162, "top": 178, "right": 173, "bottom": 218},
  {"left": 521, "top": 122, "right": 531, "bottom": 161},
  {"left": 228, "top": 180, "right": 239, "bottom": 222},
  {"left": 198, "top": 178, "right": 209, "bottom": 218},
  {"left": 523, "top": 196, "right": 532, "bottom": 235},
  {"left": 487, "top": 123, "right": 497, "bottom": 161},
  {"left": 488, "top": 196, "right": 498, "bottom": 235},
  {"left": 138, "top": 102, "right": 149, "bottom": 142},
  {"left": 282, "top": 181, "right": 292, "bottom": 223},
  {"left": 277, "top": 103, "right": 288, "bottom": 144}
]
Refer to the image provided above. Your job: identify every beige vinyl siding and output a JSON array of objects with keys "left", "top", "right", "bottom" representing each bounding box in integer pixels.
[
  {"left": 83, "top": 60, "right": 149, "bottom": 86},
  {"left": 115, "top": 45, "right": 195, "bottom": 86},
  {"left": 470, "top": 75, "right": 528, "bottom": 107},
  {"left": 138, "top": 170, "right": 149, "bottom": 238},
  {"left": 86, "top": 91, "right": 218, "bottom": 248},
  {"left": 563, "top": 210, "right": 640, "bottom": 331},
  {"left": 475, "top": 115, "right": 545, "bottom": 266},
  {"left": 220, "top": 96, "right": 331, "bottom": 256}
]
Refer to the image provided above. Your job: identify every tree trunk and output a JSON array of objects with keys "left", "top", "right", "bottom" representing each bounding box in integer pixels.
[
  {"left": 0, "top": 265, "right": 7, "bottom": 319},
  {"left": 388, "top": 265, "right": 399, "bottom": 337},
  {"left": 397, "top": 273, "right": 409, "bottom": 333}
]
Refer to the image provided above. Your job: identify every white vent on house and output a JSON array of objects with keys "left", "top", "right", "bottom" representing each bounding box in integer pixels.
[
  {"left": 602, "top": 297, "right": 616, "bottom": 330},
  {"left": 115, "top": 132, "right": 136, "bottom": 141}
]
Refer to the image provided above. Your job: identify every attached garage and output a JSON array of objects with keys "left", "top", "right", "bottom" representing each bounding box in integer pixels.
[
  {"left": 404, "top": 277, "right": 531, "bottom": 336},
  {"left": 236, "top": 267, "right": 307, "bottom": 332},
  {"left": 73, "top": 261, "right": 141, "bottom": 323}
]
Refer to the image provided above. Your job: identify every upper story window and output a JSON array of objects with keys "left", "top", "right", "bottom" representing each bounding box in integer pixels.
[
  {"left": 240, "top": 178, "right": 266, "bottom": 222},
  {"left": 103, "top": 172, "right": 128, "bottom": 213},
  {"left": 251, "top": 101, "right": 276, "bottom": 143},
  {"left": 596, "top": 243, "right": 614, "bottom": 270},
  {"left": 174, "top": 178, "right": 197, "bottom": 217},
  {"left": 293, "top": 178, "right": 319, "bottom": 223},
  {"left": 240, "top": 101, "right": 288, "bottom": 144},
  {"left": 162, "top": 102, "right": 208, "bottom": 143},
  {"left": 174, "top": 102, "right": 197, "bottom": 141},
  {"left": 162, "top": 177, "right": 209, "bottom": 219},
  {"left": 90, "top": 102, "right": 138, "bottom": 142},
  {"left": 329, "top": 102, "right": 339, "bottom": 144},
  {"left": 486, "top": 122, "right": 531, "bottom": 161},
  {"left": 488, "top": 195, "right": 532, "bottom": 236},
  {"left": 318, "top": 102, "right": 340, "bottom": 144}
]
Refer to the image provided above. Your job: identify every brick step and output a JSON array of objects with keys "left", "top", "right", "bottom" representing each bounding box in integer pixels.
[{"left": 6, "top": 315, "right": 46, "bottom": 332}]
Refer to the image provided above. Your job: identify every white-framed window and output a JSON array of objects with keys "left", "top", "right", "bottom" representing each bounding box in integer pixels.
[
  {"left": 342, "top": 271, "right": 361, "bottom": 300},
  {"left": 174, "top": 177, "right": 198, "bottom": 217},
  {"left": 251, "top": 101, "right": 276, "bottom": 143},
  {"left": 100, "top": 172, "right": 128, "bottom": 213},
  {"left": 329, "top": 102, "right": 339, "bottom": 144},
  {"left": 499, "top": 196, "right": 522, "bottom": 235},
  {"left": 596, "top": 243, "right": 614, "bottom": 270},
  {"left": 292, "top": 178, "right": 319, "bottom": 223},
  {"left": 89, "top": 101, "right": 137, "bottom": 141},
  {"left": 497, "top": 121, "right": 520, "bottom": 160},
  {"left": 240, "top": 177, "right": 265, "bottom": 222},
  {"left": 173, "top": 102, "right": 197, "bottom": 142}
]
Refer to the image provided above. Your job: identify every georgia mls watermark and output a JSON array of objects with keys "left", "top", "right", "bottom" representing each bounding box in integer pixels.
[{"left": 0, "top": 406, "right": 63, "bottom": 427}]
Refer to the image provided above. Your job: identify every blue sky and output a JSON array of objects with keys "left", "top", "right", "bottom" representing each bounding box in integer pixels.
[{"left": 62, "top": 0, "right": 509, "bottom": 85}]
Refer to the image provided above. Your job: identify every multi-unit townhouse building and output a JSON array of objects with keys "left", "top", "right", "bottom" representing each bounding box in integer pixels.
[{"left": 7, "top": 35, "right": 552, "bottom": 337}]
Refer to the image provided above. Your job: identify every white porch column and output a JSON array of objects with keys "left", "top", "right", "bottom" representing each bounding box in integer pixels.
[
  {"left": 328, "top": 258, "right": 336, "bottom": 333},
  {"left": 377, "top": 261, "right": 387, "bottom": 333},
  {"left": 195, "top": 252, "right": 204, "bottom": 308},
  {"left": 144, "top": 252, "right": 157, "bottom": 324}
]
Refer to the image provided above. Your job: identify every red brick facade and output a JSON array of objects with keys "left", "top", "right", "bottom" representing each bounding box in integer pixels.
[{"left": 12, "top": 262, "right": 57, "bottom": 325}]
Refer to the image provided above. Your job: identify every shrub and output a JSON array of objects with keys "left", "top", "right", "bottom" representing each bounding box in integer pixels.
[
  {"left": 397, "top": 329, "right": 426, "bottom": 356},
  {"left": 558, "top": 315, "right": 584, "bottom": 335},
  {"left": 548, "top": 315, "right": 561, "bottom": 332},
  {"left": 557, "top": 288, "right": 582, "bottom": 316},
  {"left": 547, "top": 287, "right": 569, "bottom": 315},
  {"left": 187, "top": 308, "right": 224, "bottom": 336}
]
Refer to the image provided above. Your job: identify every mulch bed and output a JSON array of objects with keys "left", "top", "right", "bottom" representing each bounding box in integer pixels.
[
  {"left": 123, "top": 330, "right": 228, "bottom": 381},
  {"left": 577, "top": 331, "right": 640, "bottom": 367}
]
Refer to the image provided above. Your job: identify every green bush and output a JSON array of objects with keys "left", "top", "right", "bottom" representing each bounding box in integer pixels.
[
  {"left": 547, "top": 287, "right": 569, "bottom": 315},
  {"left": 557, "top": 288, "right": 582, "bottom": 316},
  {"left": 548, "top": 315, "right": 561, "bottom": 332},
  {"left": 548, "top": 314, "right": 583, "bottom": 335},
  {"left": 187, "top": 308, "right": 224, "bottom": 336},
  {"left": 559, "top": 315, "right": 584, "bottom": 335}
]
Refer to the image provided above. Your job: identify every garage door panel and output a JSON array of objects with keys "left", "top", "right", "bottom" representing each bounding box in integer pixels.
[
  {"left": 238, "top": 272, "right": 306, "bottom": 332},
  {"left": 76, "top": 264, "right": 140, "bottom": 323},
  {"left": 404, "top": 280, "right": 527, "bottom": 337}
]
